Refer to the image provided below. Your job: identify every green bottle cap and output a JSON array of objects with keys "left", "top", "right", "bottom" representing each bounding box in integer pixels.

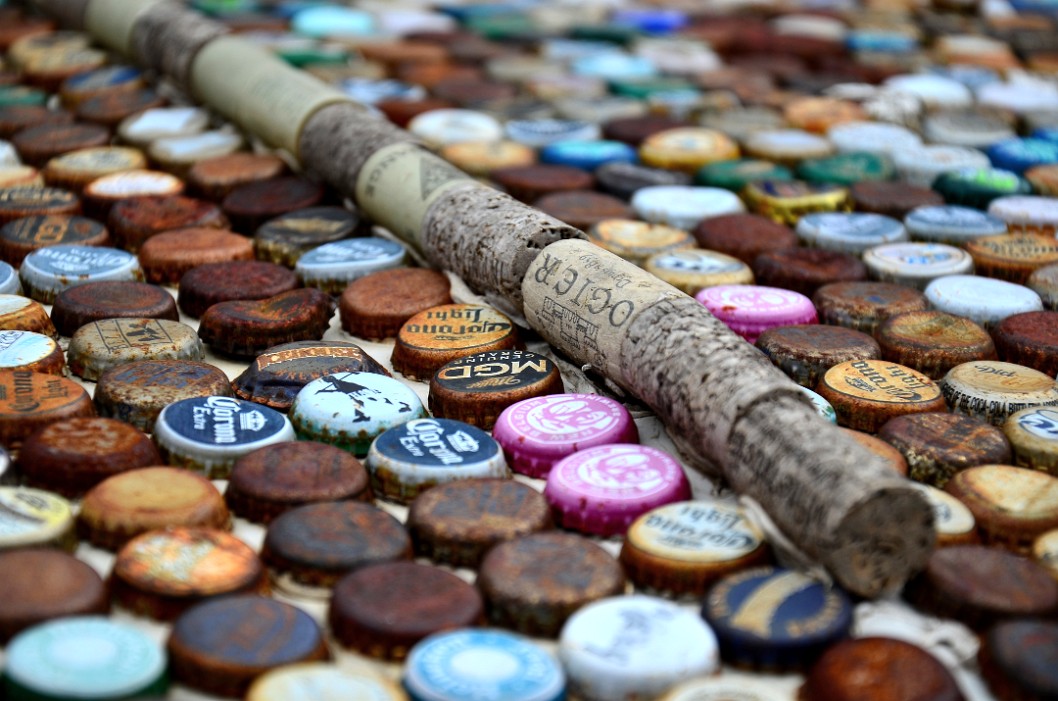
[
  {"left": 570, "top": 24, "right": 640, "bottom": 45},
  {"left": 0, "top": 87, "right": 48, "bottom": 108},
  {"left": 277, "top": 46, "right": 351, "bottom": 68},
  {"left": 931, "top": 167, "right": 1034, "bottom": 210},
  {"left": 610, "top": 77, "right": 694, "bottom": 100},
  {"left": 696, "top": 158, "right": 794, "bottom": 191},
  {"left": 797, "top": 151, "right": 894, "bottom": 186}
]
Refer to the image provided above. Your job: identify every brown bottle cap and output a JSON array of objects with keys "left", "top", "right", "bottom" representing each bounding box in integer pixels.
[
  {"left": 979, "top": 620, "right": 1058, "bottom": 701},
  {"left": 490, "top": 164, "right": 594, "bottom": 204},
  {"left": 993, "top": 311, "right": 1058, "bottom": 376},
  {"left": 0, "top": 215, "right": 110, "bottom": 267},
  {"left": 221, "top": 176, "right": 326, "bottom": 235},
  {"left": 0, "top": 294, "right": 56, "bottom": 338},
  {"left": 138, "top": 227, "right": 254, "bottom": 284},
  {"left": 905, "top": 545, "right": 1058, "bottom": 630},
  {"left": 752, "top": 248, "right": 867, "bottom": 297},
  {"left": 50, "top": 281, "right": 179, "bottom": 337},
  {"left": 801, "top": 637, "right": 963, "bottom": 701},
  {"left": 107, "top": 195, "right": 228, "bottom": 252},
  {"left": 602, "top": 115, "right": 689, "bottom": 147},
  {"left": 78, "top": 466, "right": 230, "bottom": 551},
  {"left": 430, "top": 77, "right": 517, "bottom": 107},
  {"left": 17, "top": 417, "right": 161, "bottom": 497},
  {"left": 1004, "top": 406, "right": 1058, "bottom": 477},
  {"left": 339, "top": 267, "right": 453, "bottom": 340},
  {"left": 68, "top": 319, "right": 205, "bottom": 384},
  {"left": 186, "top": 152, "right": 286, "bottom": 201},
  {"left": 11, "top": 123, "right": 110, "bottom": 168},
  {"left": 851, "top": 181, "right": 945, "bottom": 219},
  {"left": 945, "top": 465, "right": 1058, "bottom": 552},
  {"left": 75, "top": 89, "right": 168, "bottom": 128},
  {"left": 198, "top": 288, "right": 335, "bottom": 358},
  {"left": 1028, "top": 263, "right": 1058, "bottom": 311},
  {"left": 0, "top": 17, "right": 53, "bottom": 52},
  {"left": 619, "top": 498, "right": 770, "bottom": 598},
  {"left": 231, "top": 340, "right": 389, "bottom": 412},
  {"left": 814, "top": 281, "right": 932, "bottom": 339},
  {"left": 177, "top": 260, "right": 299, "bottom": 318},
  {"left": 406, "top": 478, "right": 552, "bottom": 568},
  {"left": 113, "top": 527, "right": 267, "bottom": 621},
  {"left": 329, "top": 561, "right": 485, "bottom": 660},
  {"left": 756, "top": 324, "right": 881, "bottom": 388},
  {"left": 783, "top": 97, "right": 867, "bottom": 135},
  {"left": 815, "top": 359, "right": 947, "bottom": 433},
  {"left": 261, "top": 501, "right": 412, "bottom": 594},
  {"left": 0, "top": 370, "right": 94, "bottom": 450},
  {"left": 253, "top": 206, "right": 362, "bottom": 268},
  {"left": 842, "top": 428, "right": 910, "bottom": 476},
  {"left": 0, "top": 186, "right": 80, "bottom": 225},
  {"left": 227, "top": 441, "right": 371, "bottom": 524},
  {"left": 89, "top": 356, "right": 225, "bottom": 429},
  {"left": 167, "top": 595, "right": 329, "bottom": 698},
  {"left": 429, "top": 349, "right": 563, "bottom": 429},
  {"left": 391, "top": 303, "right": 521, "bottom": 381},
  {"left": 376, "top": 97, "right": 455, "bottom": 129},
  {"left": 0, "top": 106, "right": 72, "bottom": 140},
  {"left": 42, "top": 146, "right": 147, "bottom": 193},
  {"left": 966, "top": 233, "right": 1058, "bottom": 284},
  {"left": 877, "top": 412, "right": 1013, "bottom": 487},
  {"left": 941, "top": 360, "right": 1058, "bottom": 426},
  {"left": 878, "top": 311, "right": 997, "bottom": 380},
  {"left": 477, "top": 531, "right": 626, "bottom": 637},
  {"left": 0, "top": 548, "right": 108, "bottom": 644},
  {"left": 535, "top": 191, "right": 633, "bottom": 232},
  {"left": 58, "top": 65, "right": 145, "bottom": 108},
  {"left": 692, "top": 213, "right": 798, "bottom": 265},
  {"left": 81, "top": 170, "right": 184, "bottom": 222}
]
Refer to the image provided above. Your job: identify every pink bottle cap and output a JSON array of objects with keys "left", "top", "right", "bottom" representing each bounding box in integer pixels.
[
  {"left": 544, "top": 444, "right": 691, "bottom": 537},
  {"left": 694, "top": 284, "right": 818, "bottom": 343},
  {"left": 491, "top": 393, "right": 639, "bottom": 479}
]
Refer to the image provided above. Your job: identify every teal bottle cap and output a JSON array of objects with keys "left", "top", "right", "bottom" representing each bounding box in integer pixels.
[
  {"left": 291, "top": 6, "right": 376, "bottom": 37},
  {"left": 796, "top": 152, "right": 893, "bottom": 186},
  {"left": 931, "top": 167, "right": 1033, "bottom": 210},
  {"left": 0, "top": 86, "right": 48, "bottom": 107},
  {"left": 571, "top": 52, "right": 658, "bottom": 80},
  {"left": 696, "top": 159, "right": 794, "bottom": 191}
]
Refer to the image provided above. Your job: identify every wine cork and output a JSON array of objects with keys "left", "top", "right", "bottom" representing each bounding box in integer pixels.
[
  {"left": 84, "top": 0, "right": 161, "bottom": 54},
  {"left": 523, "top": 240, "right": 935, "bottom": 597},
  {"left": 129, "top": 2, "right": 228, "bottom": 89}
]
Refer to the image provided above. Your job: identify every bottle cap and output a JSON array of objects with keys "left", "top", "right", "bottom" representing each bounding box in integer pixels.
[
  {"left": 695, "top": 158, "right": 794, "bottom": 192},
  {"left": 885, "top": 73, "right": 974, "bottom": 109},
  {"left": 619, "top": 498, "right": 769, "bottom": 598},
  {"left": 0, "top": 215, "right": 110, "bottom": 267},
  {"left": 11, "top": 123, "right": 110, "bottom": 169},
  {"left": 742, "top": 129, "right": 835, "bottom": 166},
  {"left": 0, "top": 186, "right": 80, "bottom": 226},
  {"left": 796, "top": 212, "right": 907, "bottom": 256},
  {"left": 0, "top": 296, "right": 50, "bottom": 339},
  {"left": 816, "top": 359, "right": 947, "bottom": 432},
  {"left": 186, "top": 152, "right": 286, "bottom": 202},
  {"left": 702, "top": 566, "right": 853, "bottom": 672},
  {"left": 167, "top": 596, "right": 328, "bottom": 698},
  {"left": 979, "top": 620, "right": 1058, "bottom": 701},
  {"left": 942, "top": 360, "right": 1058, "bottom": 426},
  {"left": 81, "top": 169, "right": 185, "bottom": 221},
  {"left": 75, "top": 89, "right": 167, "bottom": 129},
  {"left": 391, "top": 304, "right": 520, "bottom": 381},
  {"left": 112, "top": 527, "right": 266, "bottom": 621},
  {"left": 594, "top": 161, "right": 691, "bottom": 200},
  {"left": 138, "top": 227, "right": 254, "bottom": 284},
  {"left": 784, "top": 96, "right": 865, "bottom": 134},
  {"left": 908, "top": 480, "right": 980, "bottom": 547},
  {"left": 533, "top": 191, "right": 632, "bottom": 232},
  {"left": 407, "top": 108, "right": 504, "bottom": 147},
  {"left": 587, "top": 218, "right": 695, "bottom": 266},
  {"left": 330, "top": 561, "right": 484, "bottom": 661},
  {"left": 645, "top": 248, "right": 753, "bottom": 295},
  {"left": 290, "top": 371, "right": 427, "bottom": 455},
  {"left": 252, "top": 205, "right": 360, "bottom": 267},
  {"left": 148, "top": 130, "right": 245, "bottom": 176},
  {"left": 696, "top": 285, "right": 818, "bottom": 343},
  {"left": 339, "top": 268, "right": 452, "bottom": 341},
  {"left": 799, "top": 386, "right": 837, "bottom": 423},
  {"left": 0, "top": 486, "right": 75, "bottom": 552},
  {"left": 631, "top": 185, "right": 746, "bottom": 230},
  {"left": 994, "top": 310, "right": 1058, "bottom": 376},
  {"left": 757, "top": 324, "right": 881, "bottom": 388},
  {"left": 261, "top": 501, "right": 411, "bottom": 594},
  {"left": 827, "top": 121, "right": 922, "bottom": 156},
  {"left": 892, "top": 145, "right": 991, "bottom": 188},
  {"left": 116, "top": 106, "right": 209, "bottom": 148},
  {"left": 932, "top": 167, "right": 1033, "bottom": 210},
  {"left": 42, "top": 146, "right": 146, "bottom": 192},
  {"left": 107, "top": 194, "right": 228, "bottom": 253},
  {"left": 19, "top": 245, "right": 143, "bottom": 304},
  {"left": 538, "top": 139, "right": 638, "bottom": 171},
  {"left": 404, "top": 629, "right": 565, "bottom": 701},
  {"left": 177, "top": 260, "right": 298, "bottom": 318},
  {"left": 51, "top": 280, "right": 178, "bottom": 337},
  {"left": 294, "top": 237, "right": 407, "bottom": 294},
  {"left": 904, "top": 205, "right": 1008, "bottom": 245},
  {"left": 987, "top": 138, "right": 1058, "bottom": 176},
  {"left": 493, "top": 393, "right": 639, "bottom": 478},
  {"left": 1030, "top": 263, "right": 1058, "bottom": 311},
  {"left": 0, "top": 86, "right": 47, "bottom": 108},
  {"left": 4, "top": 617, "right": 167, "bottom": 701},
  {"left": 850, "top": 181, "right": 945, "bottom": 220},
  {"left": 742, "top": 180, "right": 851, "bottom": 226},
  {"left": 1004, "top": 407, "right": 1058, "bottom": 477},
  {"left": 923, "top": 108, "right": 1016, "bottom": 149},
  {"left": 478, "top": 531, "right": 626, "bottom": 637},
  {"left": 988, "top": 195, "right": 1058, "bottom": 236},
  {"left": 0, "top": 106, "right": 73, "bottom": 141},
  {"left": 877, "top": 310, "right": 996, "bottom": 380},
  {"left": 0, "top": 165, "right": 42, "bottom": 189},
  {"left": 560, "top": 595, "right": 719, "bottom": 701},
  {"left": 946, "top": 465, "right": 1058, "bottom": 552},
  {"left": 0, "top": 549, "right": 109, "bottom": 644},
  {"left": 1033, "top": 529, "right": 1058, "bottom": 579},
  {"left": 659, "top": 677, "right": 790, "bottom": 701},
  {"left": 0, "top": 330, "right": 63, "bottom": 375},
  {"left": 491, "top": 164, "right": 594, "bottom": 204},
  {"left": 863, "top": 242, "right": 974, "bottom": 289},
  {"left": 503, "top": 119, "right": 599, "bottom": 149},
  {"left": 545, "top": 444, "right": 691, "bottom": 538},
  {"left": 407, "top": 478, "right": 552, "bottom": 568},
  {"left": 0, "top": 370, "right": 95, "bottom": 450},
  {"left": 78, "top": 466, "right": 229, "bottom": 551},
  {"left": 247, "top": 663, "right": 407, "bottom": 701},
  {"left": 692, "top": 213, "right": 798, "bottom": 265},
  {"left": 925, "top": 275, "right": 1043, "bottom": 330},
  {"left": 58, "top": 65, "right": 143, "bottom": 108},
  {"left": 638, "top": 127, "right": 739, "bottom": 173},
  {"left": 154, "top": 396, "right": 295, "bottom": 479},
  {"left": 222, "top": 177, "right": 326, "bottom": 235},
  {"left": 906, "top": 545, "right": 1058, "bottom": 630}
]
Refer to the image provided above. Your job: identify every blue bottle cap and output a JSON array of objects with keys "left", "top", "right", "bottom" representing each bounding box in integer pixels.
[
  {"left": 702, "top": 566, "right": 853, "bottom": 672},
  {"left": 987, "top": 138, "right": 1058, "bottom": 175},
  {"left": 1033, "top": 126, "right": 1058, "bottom": 145},
  {"left": 366, "top": 417, "right": 508, "bottom": 504},
  {"left": 611, "top": 8, "right": 688, "bottom": 34},
  {"left": 0, "top": 260, "right": 19, "bottom": 295},
  {"left": 294, "top": 237, "right": 406, "bottom": 294},
  {"left": 538, "top": 139, "right": 637, "bottom": 171},
  {"left": 339, "top": 79, "right": 426, "bottom": 105},
  {"left": 153, "top": 396, "right": 295, "bottom": 479},
  {"left": 905, "top": 205, "right": 1008, "bottom": 244},
  {"left": 19, "top": 245, "right": 143, "bottom": 305},
  {"left": 404, "top": 629, "right": 565, "bottom": 701},
  {"left": 290, "top": 371, "right": 427, "bottom": 456},
  {"left": 61, "top": 65, "right": 142, "bottom": 96},
  {"left": 4, "top": 617, "right": 167, "bottom": 701},
  {"left": 291, "top": 6, "right": 376, "bottom": 38},
  {"left": 571, "top": 53, "right": 658, "bottom": 80},
  {"left": 505, "top": 120, "right": 601, "bottom": 148},
  {"left": 845, "top": 30, "right": 918, "bottom": 53}
]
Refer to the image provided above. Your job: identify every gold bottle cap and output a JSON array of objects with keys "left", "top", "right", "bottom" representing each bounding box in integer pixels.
[
  {"left": 816, "top": 359, "right": 947, "bottom": 432},
  {"left": 645, "top": 248, "right": 753, "bottom": 294},
  {"left": 942, "top": 360, "right": 1058, "bottom": 426},
  {"left": 588, "top": 218, "right": 696, "bottom": 267},
  {"left": 43, "top": 146, "right": 147, "bottom": 192},
  {"left": 638, "top": 127, "right": 740, "bottom": 174},
  {"left": 742, "top": 180, "right": 851, "bottom": 226}
]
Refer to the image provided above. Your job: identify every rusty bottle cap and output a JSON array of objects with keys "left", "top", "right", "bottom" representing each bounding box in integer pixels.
[
  {"left": 0, "top": 294, "right": 56, "bottom": 338},
  {"left": 339, "top": 267, "right": 453, "bottom": 341},
  {"left": 815, "top": 360, "right": 947, "bottom": 433},
  {"left": 58, "top": 65, "right": 144, "bottom": 108},
  {"left": 42, "top": 146, "right": 147, "bottom": 193},
  {"left": 186, "top": 152, "right": 286, "bottom": 202},
  {"left": 978, "top": 620, "right": 1058, "bottom": 701},
  {"left": 76, "top": 89, "right": 168, "bottom": 128},
  {"left": 17, "top": 417, "right": 161, "bottom": 497},
  {"left": 177, "top": 260, "right": 298, "bottom": 318},
  {"left": 813, "top": 282, "right": 929, "bottom": 337},
  {"left": 0, "top": 370, "right": 94, "bottom": 450},
  {"left": 491, "top": 164, "right": 594, "bottom": 204},
  {"left": 329, "top": 562, "right": 485, "bottom": 661},
  {"left": 693, "top": 214, "right": 798, "bottom": 265},
  {"left": 877, "top": 311, "right": 997, "bottom": 380},
  {"left": 261, "top": 501, "right": 412, "bottom": 595},
  {"left": 941, "top": 360, "right": 1058, "bottom": 426},
  {"left": 756, "top": 325, "right": 881, "bottom": 388},
  {"left": 107, "top": 195, "right": 228, "bottom": 253},
  {"left": 801, "top": 638, "right": 964, "bottom": 701},
  {"left": 253, "top": 206, "right": 360, "bottom": 268},
  {"left": 945, "top": 465, "right": 1058, "bottom": 552},
  {"left": 51, "top": 281, "right": 178, "bottom": 337},
  {"left": 392, "top": 304, "right": 521, "bottom": 381},
  {"left": 81, "top": 170, "right": 184, "bottom": 222},
  {"left": 752, "top": 248, "right": 867, "bottom": 298},
  {"left": 0, "top": 215, "right": 109, "bottom": 267},
  {"left": 586, "top": 219, "right": 695, "bottom": 268},
  {"left": 11, "top": 123, "right": 110, "bottom": 169},
  {"left": 226, "top": 441, "right": 371, "bottom": 524},
  {"left": 113, "top": 527, "right": 267, "bottom": 621},
  {"left": 68, "top": 319, "right": 205, "bottom": 383},
  {"left": 138, "top": 227, "right": 254, "bottom": 285},
  {"left": 536, "top": 191, "right": 634, "bottom": 233},
  {"left": 222, "top": 177, "right": 326, "bottom": 235},
  {"left": 0, "top": 106, "right": 73, "bottom": 140},
  {"left": 993, "top": 311, "right": 1058, "bottom": 376},
  {"left": 0, "top": 186, "right": 80, "bottom": 226},
  {"left": 0, "top": 330, "right": 64, "bottom": 375},
  {"left": 198, "top": 288, "right": 335, "bottom": 358},
  {"left": 78, "top": 466, "right": 230, "bottom": 551},
  {"left": 967, "top": 233, "right": 1058, "bottom": 284}
]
